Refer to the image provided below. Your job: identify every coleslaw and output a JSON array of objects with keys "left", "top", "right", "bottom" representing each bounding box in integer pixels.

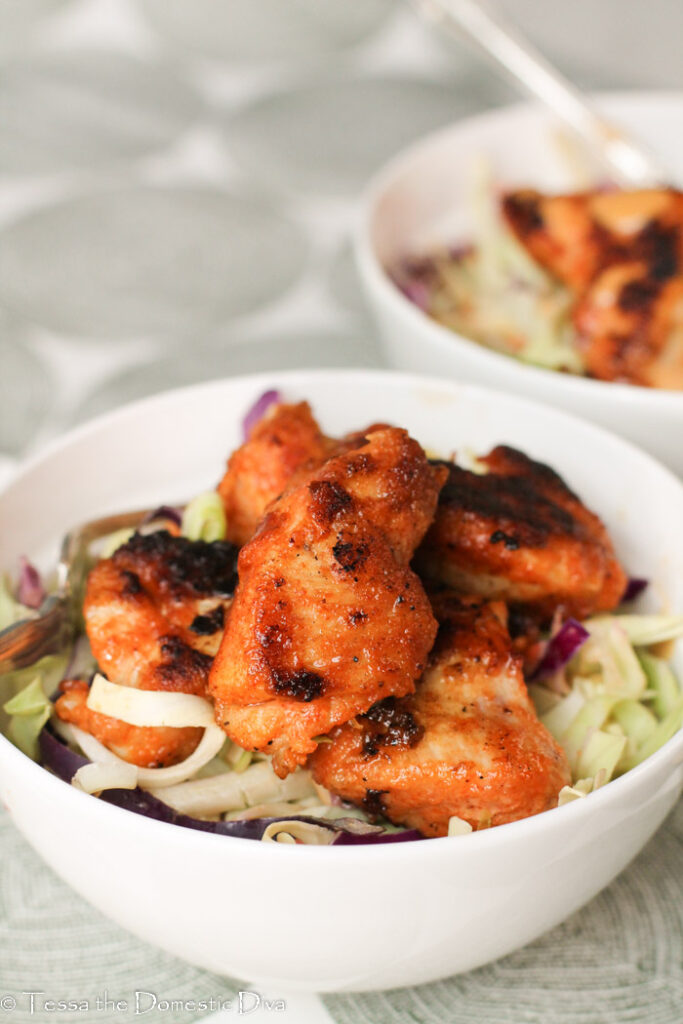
[
  {"left": 393, "top": 162, "right": 583, "bottom": 373},
  {"left": 2, "top": 497, "right": 681, "bottom": 845}
]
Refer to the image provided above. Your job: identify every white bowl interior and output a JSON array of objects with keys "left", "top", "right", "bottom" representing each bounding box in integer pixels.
[{"left": 1, "top": 369, "right": 682, "bottom": 989}]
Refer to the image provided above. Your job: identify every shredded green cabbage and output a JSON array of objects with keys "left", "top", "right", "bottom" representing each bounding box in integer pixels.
[
  {"left": 624, "top": 697, "right": 683, "bottom": 771},
  {"left": 572, "top": 618, "right": 647, "bottom": 699},
  {"left": 639, "top": 651, "right": 681, "bottom": 718},
  {"left": 0, "top": 573, "right": 35, "bottom": 631},
  {"left": 534, "top": 612, "right": 683, "bottom": 791},
  {"left": 0, "top": 654, "right": 68, "bottom": 706},
  {"left": 575, "top": 729, "right": 626, "bottom": 782},
  {"left": 223, "top": 743, "right": 253, "bottom": 774},
  {"left": 397, "top": 160, "right": 583, "bottom": 374},
  {"left": 597, "top": 614, "right": 683, "bottom": 647},
  {"left": 3, "top": 676, "right": 52, "bottom": 760},
  {"left": 181, "top": 491, "right": 227, "bottom": 543},
  {"left": 99, "top": 527, "right": 135, "bottom": 559}
]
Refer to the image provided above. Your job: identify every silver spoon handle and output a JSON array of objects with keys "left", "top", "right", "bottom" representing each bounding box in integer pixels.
[{"left": 416, "top": 0, "right": 665, "bottom": 188}]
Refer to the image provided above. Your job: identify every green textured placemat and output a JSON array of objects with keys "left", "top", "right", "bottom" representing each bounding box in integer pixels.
[
  {"left": 325, "top": 800, "right": 683, "bottom": 1024},
  {"left": 1, "top": 801, "right": 680, "bottom": 1024},
  {"left": 0, "top": 810, "right": 239, "bottom": 1024}
]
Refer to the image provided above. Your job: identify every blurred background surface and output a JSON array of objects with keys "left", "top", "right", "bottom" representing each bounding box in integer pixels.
[
  {"left": 1, "top": 0, "right": 682, "bottom": 483},
  {"left": 0, "top": 4, "right": 682, "bottom": 1022}
]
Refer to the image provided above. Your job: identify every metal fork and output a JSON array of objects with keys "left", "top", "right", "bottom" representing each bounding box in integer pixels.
[
  {"left": 0, "top": 508, "right": 158, "bottom": 674},
  {"left": 415, "top": 0, "right": 666, "bottom": 188}
]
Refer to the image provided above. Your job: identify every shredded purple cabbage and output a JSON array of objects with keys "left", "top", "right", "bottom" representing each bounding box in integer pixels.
[
  {"left": 17, "top": 556, "right": 45, "bottom": 609},
  {"left": 333, "top": 828, "right": 423, "bottom": 846},
  {"left": 399, "top": 279, "right": 431, "bottom": 311},
  {"left": 38, "top": 729, "right": 419, "bottom": 845},
  {"left": 394, "top": 256, "right": 437, "bottom": 313},
  {"left": 140, "top": 506, "right": 182, "bottom": 528},
  {"left": 447, "top": 243, "right": 471, "bottom": 261},
  {"left": 531, "top": 618, "right": 589, "bottom": 680},
  {"left": 622, "top": 577, "right": 649, "bottom": 603},
  {"left": 242, "top": 390, "right": 281, "bottom": 441}
]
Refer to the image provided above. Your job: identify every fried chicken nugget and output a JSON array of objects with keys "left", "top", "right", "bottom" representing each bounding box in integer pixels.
[
  {"left": 310, "top": 594, "right": 571, "bottom": 836},
  {"left": 56, "top": 531, "right": 237, "bottom": 768},
  {"left": 416, "top": 446, "right": 626, "bottom": 620},
  {"left": 502, "top": 188, "right": 683, "bottom": 387},
  {"left": 210, "top": 428, "right": 446, "bottom": 776}
]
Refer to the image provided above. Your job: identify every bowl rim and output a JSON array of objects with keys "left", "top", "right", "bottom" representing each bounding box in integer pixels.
[
  {"left": 1, "top": 366, "right": 682, "bottom": 859},
  {"left": 355, "top": 88, "right": 683, "bottom": 406}
]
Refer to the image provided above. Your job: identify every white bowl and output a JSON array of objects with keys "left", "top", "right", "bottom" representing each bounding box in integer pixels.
[
  {"left": 356, "top": 92, "right": 683, "bottom": 477},
  {"left": 0, "top": 369, "right": 682, "bottom": 992}
]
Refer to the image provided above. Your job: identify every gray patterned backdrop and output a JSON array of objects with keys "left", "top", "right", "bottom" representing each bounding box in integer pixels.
[{"left": 0, "top": 1, "right": 681, "bottom": 1022}]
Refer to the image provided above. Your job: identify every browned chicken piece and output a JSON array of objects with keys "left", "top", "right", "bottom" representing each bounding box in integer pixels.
[
  {"left": 503, "top": 189, "right": 610, "bottom": 292},
  {"left": 502, "top": 188, "right": 683, "bottom": 387},
  {"left": 56, "top": 678, "right": 202, "bottom": 768},
  {"left": 310, "top": 594, "right": 571, "bottom": 837},
  {"left": 573, "top": 266, "right": 683, "bottom": 389},
  {"left": 55, "top": 531, "right": 237, "bottom": 768},
  {"left": 218, "top": 401, "right": 335, "bottom": 547},
  {"left": 218, "top": 400, "right": 393, "bottom": 547},
  {"left": 416, "top": 446, "right": 627, "bottom": 621},
  {"left": 209, "top": 428, "right": 446, "bottom": 777}
]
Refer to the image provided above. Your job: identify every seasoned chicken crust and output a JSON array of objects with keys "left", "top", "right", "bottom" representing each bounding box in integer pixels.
[
  {"left": 416, "top": 446, "right": 626, "bottom": 620},
  {"left": 210, "top": 427, "right": 446, "bottom": 777},
  {"left": 56, "top": 531, "right": 237, "bottom": 768},
  {"left": 218, "top": 400, "right": 392, "bottom": 547},
  {"left": 310, "top": 594, "right": 571, "bottom": 836},
  {"left": 218, "top": 401, "right": 335, "bottom": 547},
  {"left": 502, "top": 187, "right": 683, "bottom": 387}
]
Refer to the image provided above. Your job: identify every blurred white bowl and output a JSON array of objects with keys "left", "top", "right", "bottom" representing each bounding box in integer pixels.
[
  {"left": 0, "top": 369, "right": 682, "bottom": 991},
  {"left": 356, "top": 92, "right": 683, "bottom": 477}
]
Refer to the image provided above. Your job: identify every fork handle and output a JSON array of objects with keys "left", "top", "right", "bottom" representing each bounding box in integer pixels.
[
  {"left": 0, "top": 599, "right": 72, "bottom": 673},
  {"left": 415, "top": 0, "right": 665, "bottom": 188}
]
